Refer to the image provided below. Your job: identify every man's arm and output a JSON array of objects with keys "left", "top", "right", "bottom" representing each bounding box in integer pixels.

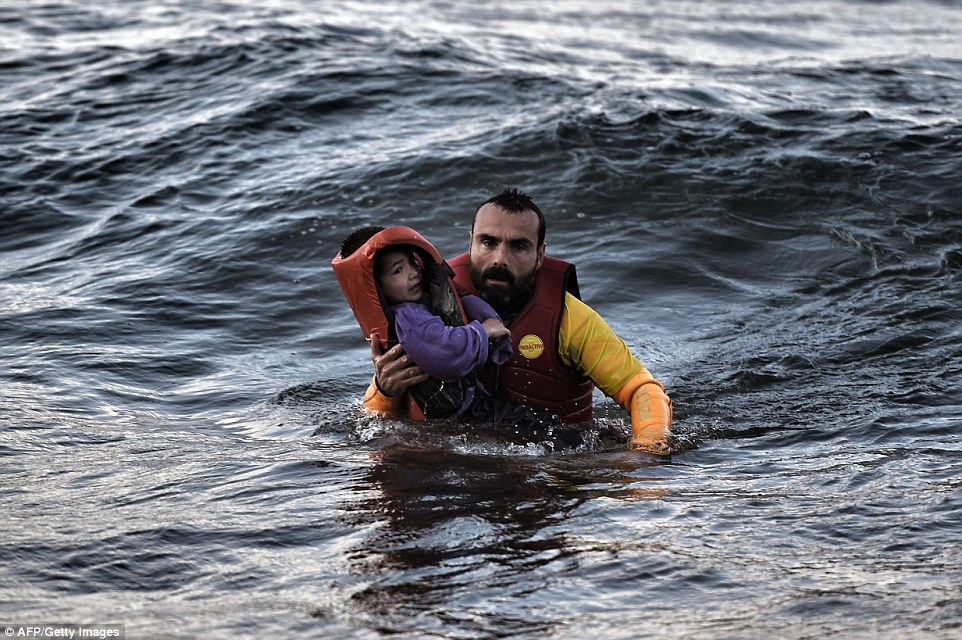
[
  {"left": 362, "top": 333, "right": 428, "bottom": 418},
  {"left": 612, "top": 369, "right": 673, "bottom": 455},
  {"left": 363, "top": 374, "right": 405, "bottom": 417},
  {"left": 559, "top": 293, "right": 672, "bottom": 455}
]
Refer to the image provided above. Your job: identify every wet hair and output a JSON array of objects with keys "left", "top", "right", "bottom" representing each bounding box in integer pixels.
[
  {"left": 340, "top": 226, "right": 385, "bottom": 258},
  {"left": 475, "top": 188, "right": 546, "bottom": 247}
]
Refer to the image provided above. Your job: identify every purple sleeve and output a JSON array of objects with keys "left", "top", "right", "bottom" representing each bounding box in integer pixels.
[
  {"left": 461, "top": 295, "right": 513, "bottom": 365},
  {"left": 393, "top": 303, "right": 489, "bottom": 382},
  {"left": 461, "top": 294, "right": 499, "bottom": 322}
]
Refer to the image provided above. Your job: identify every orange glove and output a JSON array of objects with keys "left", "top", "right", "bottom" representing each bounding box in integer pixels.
[
  {"left": 363, "top": 375, "right": 405, "bottom": 418},
  {"left": 613, "top": 368, "right": 672, "bottom": 455}
]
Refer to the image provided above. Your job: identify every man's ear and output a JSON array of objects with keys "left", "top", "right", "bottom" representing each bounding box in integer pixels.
[{"left": 536, "top": 242, "right": 546, "bottom": 269}]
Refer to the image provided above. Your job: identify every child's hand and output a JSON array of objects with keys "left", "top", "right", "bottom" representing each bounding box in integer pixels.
[{"left": 482, "top": 318, "right": 510, "bottom": 341}]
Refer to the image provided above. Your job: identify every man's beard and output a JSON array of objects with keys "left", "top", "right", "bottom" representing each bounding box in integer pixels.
[{"left": 469, "top": 262, "right": 537, "bottom": 319}]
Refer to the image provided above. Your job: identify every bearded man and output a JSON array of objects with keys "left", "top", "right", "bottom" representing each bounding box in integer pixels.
[{"left": 364, "top": 188, "right": 672, "bottom": 455}]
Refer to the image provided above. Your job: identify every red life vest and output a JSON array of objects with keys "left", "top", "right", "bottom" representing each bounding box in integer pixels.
[
  {"left": 332, "top": 226, "right": 467, "bottom": 420},
  {"left": 448, "top": 252, "right": 595, "bottom": 423}
]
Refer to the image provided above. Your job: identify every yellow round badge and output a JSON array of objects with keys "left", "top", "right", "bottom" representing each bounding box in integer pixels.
[{"left": 518, "top": 334, "right": 545, "bottom": 360}]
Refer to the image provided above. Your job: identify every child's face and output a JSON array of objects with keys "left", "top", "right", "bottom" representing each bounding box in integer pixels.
[{"left": 378, "top": 249, "right": 423, "bottom": 304}]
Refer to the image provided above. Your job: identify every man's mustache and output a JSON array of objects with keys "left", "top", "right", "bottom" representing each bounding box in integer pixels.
[{"left": 483, "top": 266, "right": 515, "bottom": 283}]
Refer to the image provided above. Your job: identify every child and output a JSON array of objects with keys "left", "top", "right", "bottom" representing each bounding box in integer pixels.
[{"left": 333, "top": 226, "right": 512, "bottom": 420}]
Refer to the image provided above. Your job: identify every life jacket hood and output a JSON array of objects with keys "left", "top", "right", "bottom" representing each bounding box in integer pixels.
[
  {"left": 332, "top": 225, "right": 465, "bottom": 350},
  {"left": 333, "top": 226, "right": 471, "bottom": 421}
]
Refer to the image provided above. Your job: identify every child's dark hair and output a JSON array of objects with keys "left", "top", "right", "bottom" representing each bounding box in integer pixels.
[{"left": 340, "top": 226, "right": 385, "bottom": 258}]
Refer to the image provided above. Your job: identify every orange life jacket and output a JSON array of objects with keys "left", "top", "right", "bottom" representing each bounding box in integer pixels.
[{"left": 331, "top": 226, "right": 468, "bottom": 420}]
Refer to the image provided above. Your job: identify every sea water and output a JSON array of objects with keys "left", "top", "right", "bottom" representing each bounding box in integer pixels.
[{"left": 2, "top": 1, "right": 961, "bottom": 637}]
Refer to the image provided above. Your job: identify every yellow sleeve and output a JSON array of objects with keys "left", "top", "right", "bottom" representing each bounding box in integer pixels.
[
  {"left": 362, "top": 375, "right": 408, "bottom": 419},
  {"left": 559, "top": 293, "right": 672, "bottom": 454}
]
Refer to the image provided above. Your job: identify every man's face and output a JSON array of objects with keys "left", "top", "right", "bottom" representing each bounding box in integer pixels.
[{"left": 468, "top": 203, "right": 545, "bottom": 317}]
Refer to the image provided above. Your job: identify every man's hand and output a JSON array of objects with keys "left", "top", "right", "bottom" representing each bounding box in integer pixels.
[
  {"left": 370, "top": 332, "right": 428, "bottom": 397},
  {"left": 627, "top": 437, "right": 672, "bottom": 457}
]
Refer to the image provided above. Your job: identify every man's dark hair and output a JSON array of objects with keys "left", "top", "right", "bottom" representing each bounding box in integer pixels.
[
  {"left": 476, "top": 188, "right": 546, "bottom": 247},
  {"left": 340, "top": 226, "right": 385, "bottom": 258}
]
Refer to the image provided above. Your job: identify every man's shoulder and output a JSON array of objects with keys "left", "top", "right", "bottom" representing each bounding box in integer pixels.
[
  {"left": 563, "top": 291, "right": 596, "bottom": 315},
  {"left": 561, "top": 291, "right": 609, "bottom": 332},
  {"left": 540, "top": 255, "right": 573, "bottom": 270}
]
